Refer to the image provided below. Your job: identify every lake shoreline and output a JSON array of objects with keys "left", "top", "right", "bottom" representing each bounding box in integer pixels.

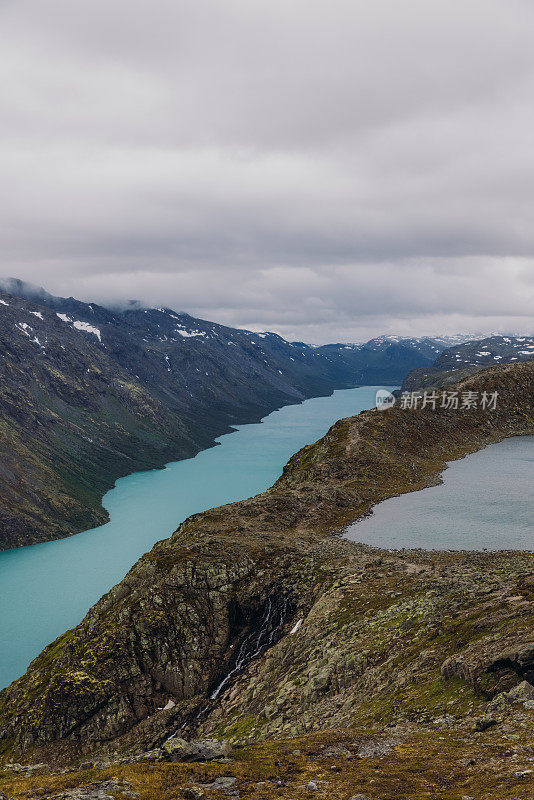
[
  {"left": 344, "top": 434, "right": 534, "bottom": 552},
  {"left": 0, "top": 382, "right": 363, "bottom": 554}
]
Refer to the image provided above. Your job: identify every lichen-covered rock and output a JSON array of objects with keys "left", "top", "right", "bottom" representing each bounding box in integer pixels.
[
  {"left": 507, "top": 680, "right": 534, "bottom": 701},
  {"left": 198, "top": 776, "right": 238, "bottom": 796},
  {"left": 45, "top": 781, "right": 138, "bottom": 799},
  {"left": 162, "top": 737, "right": 232, "bottom": 761}
]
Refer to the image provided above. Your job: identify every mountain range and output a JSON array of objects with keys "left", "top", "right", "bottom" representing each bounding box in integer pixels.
[
  {"left": 0, "top": 280, "right": 464, "bottom": 550},
  {"left": 401, "top": 334, "right": 534, "bottom": 391}
]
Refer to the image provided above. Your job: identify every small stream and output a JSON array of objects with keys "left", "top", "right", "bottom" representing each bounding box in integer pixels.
[{"left": 210, "top": 595, "right": 293, "bottom": 700}]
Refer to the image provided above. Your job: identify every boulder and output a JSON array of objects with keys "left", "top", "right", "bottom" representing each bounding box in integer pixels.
[
  {"left": 473, "top": 716, "right": 498, "bottom": 732},
  {"left": 507, "top": 680, "right": 534, "bottom": 702},
  {"left": 130, "top": 748, "right": 165, "bottom": 762},
  {"left": 199, "top": 777, "right": 236, "bottom": 790},
  {"left": 199, "top": 777, "right": 238, "bottom": 796},
  {"left": 182, "top": 790, "right": 206, "bottom": 800},
  {"left": 162, "top": 737, "right": 232, "bottom": 762},
  {"left": 486, "top": 680, "right": 534, "bottom": 713}
]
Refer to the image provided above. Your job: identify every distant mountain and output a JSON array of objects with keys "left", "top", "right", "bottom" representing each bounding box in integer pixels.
[
  {"left": 360, "top": 333, "right": 479, "bottom": 348},
  {"left": 401, "top": 335, "right": 534, "bottom": 391},
  {"left": 315, "top": 336, "right": 456, "bottom": 384},
  {"left": 433, "top": 335, "right": 534, "bottom": 369},
  {"left": 0, "top": 281, "right": 464, "bottom": 549},
  {"left": 0, "top": 277, "right": 59, "bottom": 304}
]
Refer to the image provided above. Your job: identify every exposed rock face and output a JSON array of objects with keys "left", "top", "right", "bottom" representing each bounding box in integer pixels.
[
  {"left": 1, "top": 545, "right": 295, "bottom": 749},
  {"left": 442, "top": 640, "right": 534, "bottom": 691},
  {"left": 195, "top": 546, "right": 534, "bottom": 744},
  {"left": 0, "top": 361, "right": 533, "bottom": 766}
]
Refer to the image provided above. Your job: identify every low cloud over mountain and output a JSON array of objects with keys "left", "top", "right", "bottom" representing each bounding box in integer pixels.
[{"left": 1, "top": 1, "right": 534, "bottom": 340}]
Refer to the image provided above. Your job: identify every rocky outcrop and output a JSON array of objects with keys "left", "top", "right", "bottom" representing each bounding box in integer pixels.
[
  {"left": 0, "top": 541, "right": 299, "bottom": 754},
  {"left": 0, "top": 361, "right": 533, "bottom": 766},
  {"left": 162, "top": 738, "right": 231, "bottom": 761},
  {"left": 442, "top": 639, "right": 534, "bottom": 693}
]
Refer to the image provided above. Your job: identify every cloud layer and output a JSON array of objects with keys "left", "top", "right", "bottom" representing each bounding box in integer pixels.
[{"left": 1, "top": 0, "right": 534, "bottom": 341}]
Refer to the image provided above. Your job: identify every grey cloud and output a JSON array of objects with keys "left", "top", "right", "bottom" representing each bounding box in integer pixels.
[{"left": 0, "top": 0, "right": 533, "bottom": 341}]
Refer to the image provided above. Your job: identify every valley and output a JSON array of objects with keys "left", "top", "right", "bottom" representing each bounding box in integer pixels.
[
  {"left": 2, "top": 5, "right": 533, "bottom": 797},
  {"left": 0, "top": 281, "right": 454, "bottom": 550}
]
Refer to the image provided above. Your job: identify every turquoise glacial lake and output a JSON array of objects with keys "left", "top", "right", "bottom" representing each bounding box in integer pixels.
[
  {"left": 345, "top": 435, "right": 534, "bottom": 552},
  {"left": 0, "top": 386, "right": 386, "bottom": 689}
]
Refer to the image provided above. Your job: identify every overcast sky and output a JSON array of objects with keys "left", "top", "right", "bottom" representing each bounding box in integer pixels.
[{"left": 1, "top": 0, "right": 534, "bottom": 342}]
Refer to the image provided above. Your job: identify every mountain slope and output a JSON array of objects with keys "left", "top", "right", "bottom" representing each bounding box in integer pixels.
[
  {"left": 0, "top": 293, "right": 197, "bottom": 549},
  {"left": 0, "top": 283, "right": 453, "bottom": 550},
  {"left": 1, "top": 361, "right": 532, "bottom": 770},
  {"left": 401, "top": 334, "right": 534, "bottom": 391}
]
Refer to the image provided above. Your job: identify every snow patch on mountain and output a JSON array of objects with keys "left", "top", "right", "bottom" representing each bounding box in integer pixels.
[
  {"left": 72, "top": 321, "right": 102, "bottom": 341},
  {"left": 56, "top": 313, "right": 101, "bottom": 341},
  {"left": 16, "top": 322, "right": 32, "bottom": 337},
  {"left": 16, "top": 321, "right": 44, "bottom": 348},
  {"left": 175, "top": 328, "right": 206, "bottom": 338}
]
